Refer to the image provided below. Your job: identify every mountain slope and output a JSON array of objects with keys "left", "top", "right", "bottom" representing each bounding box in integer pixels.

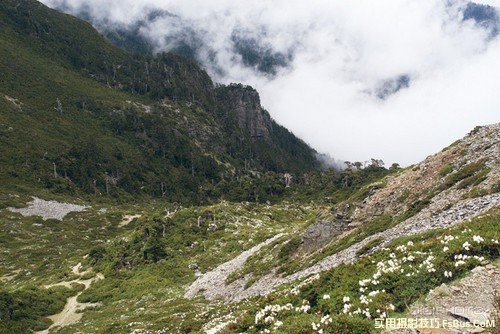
[
  {"left": 186, "top": 124, "right": 500, "bottom": 302},
  {"left": 1, "top": 124, "right": 496, "bottom": 334},
  {"left": 0, "top": 0, "right": 319, "bottom": 202}
]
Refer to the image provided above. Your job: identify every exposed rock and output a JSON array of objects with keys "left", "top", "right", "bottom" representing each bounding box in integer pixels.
[
  {"left": 119, "top": 214, "right": 142, "bottom": 227},
  {"left": 301, "top": 220, "right": 345, "bottom": 251},
  {"left": 216, "top": 84, "right": 272, "bottom": 140},
  {"left": 408, "top": 265, "right": 499, "bottom": 334},
  {"left": 7, "top": 197, "right": 89, "bottom": 220},
  {"left": 184, "top": 234, "right": 284, "bottom": 300}
]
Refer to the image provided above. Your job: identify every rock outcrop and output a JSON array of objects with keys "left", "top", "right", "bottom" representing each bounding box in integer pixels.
[{"left": 216, "top": 84, "right": 272, "bottom": 140}]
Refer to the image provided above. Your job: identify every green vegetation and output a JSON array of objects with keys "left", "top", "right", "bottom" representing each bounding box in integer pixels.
[
  {"left": 0, "top": 285, "right": 80, "bottom": 333},
  {"left": 439, "top": 164, "right": 453, "bottom": 176},
  {"left": 230, "top": 210, "right": 500, "bottom": 334},
  {"left": 0, "top": 2, "right": 498, "bottom": 334},
  {"left": 0, "top": 0, "right": 320, "bottom": 205},
  {"left": 441, "top": 159, "right": 488, "bottom": 190},
  {"left": 288, "top": 165, "right": 394, "bottom": 205},
  {"left": 279, "top": 236, "right": 303, "bottom": 260}
]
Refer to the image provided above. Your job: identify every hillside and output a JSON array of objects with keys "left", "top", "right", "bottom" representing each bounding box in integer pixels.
[
  {"left": 0, "top": 0, "right": 319, "bottom": 203},
  {"left": 0, "top": 124, "right": 498, "bottom": 334}
]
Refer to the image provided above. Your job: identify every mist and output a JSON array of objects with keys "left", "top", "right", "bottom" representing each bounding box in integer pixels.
[{"left": 41, "top": 0, "right": 500, "bottom": 166}]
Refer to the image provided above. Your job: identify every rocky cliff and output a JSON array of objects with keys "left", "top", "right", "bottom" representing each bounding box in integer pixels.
[{"left": 216, "top": 84, "right": 272, "bottom": 141}]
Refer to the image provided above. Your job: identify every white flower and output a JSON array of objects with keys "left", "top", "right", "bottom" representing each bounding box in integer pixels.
[
  {"left": 323, "top": 294, "right": 330, "bottom": 300},
  {"left": 274, "top": 320, "right": 283, "bottom": 328},
  {"left": 343, "top": 303, "right": 351, "bottom": 313},
  {"left": 443, "top": 246, "right": 449, "bottom": 252},
  {"left": 359, "top": 279, "right": 371, "bottom": 287},
  {"left": 321, "top": 315, "right": 332, "bottom": 325},
  {"left": 472, "top": 235, "right": 484, "bottom": 244},
  {"left": 343, "top": 296, "right": 350, "bottom": 303},
  {"left": 462, "top": 242, "right": 471, "bottom": 250},
  {"left": 299, "top": 304, "right": 311, "bottom": 313},
  {"left": 264, "top": 316, "right": 275, "bottom": 324}
]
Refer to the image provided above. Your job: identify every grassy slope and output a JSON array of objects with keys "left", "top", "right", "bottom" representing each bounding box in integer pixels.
[{"left": 0, "top": 0, "right": 320, "bottom": 204}]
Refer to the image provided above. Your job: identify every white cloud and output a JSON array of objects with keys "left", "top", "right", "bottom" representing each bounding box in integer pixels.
[{"left": 41, "top": 0, "right": 500, "bottom": 166}]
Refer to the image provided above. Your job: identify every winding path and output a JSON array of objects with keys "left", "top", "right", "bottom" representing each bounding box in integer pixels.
[{"left": 36, "top": 263, "right": 103, "bottom": 334}]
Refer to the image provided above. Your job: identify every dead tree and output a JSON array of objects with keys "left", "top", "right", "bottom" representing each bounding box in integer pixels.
[
  {"left": 55, "top": 98, "right": 63, "bottom": 114},
  {"left": 52, "top": 162, "right": 58, "bottom": 178},
  {"left": 103, "top": 173, "right": 120, "bottom": 195}
]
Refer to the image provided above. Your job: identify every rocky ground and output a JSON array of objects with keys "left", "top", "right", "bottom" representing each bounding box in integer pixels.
[
  {"left": 384, "top": 263, "right": 499, "bottom": 334},
  {"left": 8, "top": 197, "right": 89, "bottom": 220}
]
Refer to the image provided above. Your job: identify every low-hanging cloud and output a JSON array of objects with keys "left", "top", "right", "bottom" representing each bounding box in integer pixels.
[{"left": 41, "top": 0, "right": 500, "bottom": 166}]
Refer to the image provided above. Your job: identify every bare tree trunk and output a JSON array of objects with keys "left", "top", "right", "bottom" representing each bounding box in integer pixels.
[
  {"left": 53, "top": 162, "right": 58, "bottom": 178},
  {"left": 55, "top": 98, "right": 63, "bottom": 114}
]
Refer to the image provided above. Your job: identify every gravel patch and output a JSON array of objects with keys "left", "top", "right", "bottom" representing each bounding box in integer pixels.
[{"left": 8, "top": 197, "right": 89, "bottom": 220}]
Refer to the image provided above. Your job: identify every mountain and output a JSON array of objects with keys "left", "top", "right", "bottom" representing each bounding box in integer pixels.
[
  {"left": 0, "top": 0, "right": 319, "bottom": 203},
  {"left": 463, "top": 1, "right": 499, "bottom": 37},
  {"left": 39, "top": 1, "right": 293, "bottom": 76},
  {"left": 0, "top": 1, "right": 498, "bottom": 334}
]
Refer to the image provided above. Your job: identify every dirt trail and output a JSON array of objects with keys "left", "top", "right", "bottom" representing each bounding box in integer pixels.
[
  {"left": 0, "top": 269, "right": 21, "bottom": 282},
  {"left": 35, "top": 263, "right": 103, "bottom": 334},
  {"left": 118, "top": 214, "right": 142, "bottom": 227}
]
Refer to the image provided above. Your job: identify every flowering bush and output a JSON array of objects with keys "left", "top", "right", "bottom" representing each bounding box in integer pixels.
[{"left": 232, "top": 212, "right": 499, "bottom": 333}]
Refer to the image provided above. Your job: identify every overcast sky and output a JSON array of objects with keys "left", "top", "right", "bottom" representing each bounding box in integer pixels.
[{"left": 42, "top": 0, "right": 500, "bottom": 166}]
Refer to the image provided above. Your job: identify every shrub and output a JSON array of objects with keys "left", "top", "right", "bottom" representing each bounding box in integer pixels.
[
  {"left": 279, "top": 237, "right": 302, "bottom": 260},
  {"left": 439, "top": 164, "right": 453, "bottom": 176},
  {"left": 442, "top": 160, "right": 486, "bottom": 189},
  {"left": 276, "top": 314, "right": 317, "bottom": 334},
  {"left": 325, "top": 314, "right": 373, "bottom": 334}
]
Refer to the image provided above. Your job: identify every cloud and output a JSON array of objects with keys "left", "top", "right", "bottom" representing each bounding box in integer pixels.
[{"left": 41, "top": 0, "right": 500, "bottom": 166}]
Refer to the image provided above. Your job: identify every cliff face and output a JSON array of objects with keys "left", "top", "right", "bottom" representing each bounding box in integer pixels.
[{"left": 215, "top": 84, "right": 272, "bottom": 141}]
